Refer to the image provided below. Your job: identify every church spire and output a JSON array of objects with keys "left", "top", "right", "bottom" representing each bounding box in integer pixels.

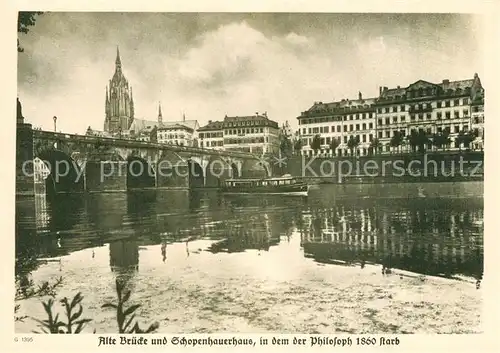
[
  {"left": 115, "top": 46, "right": 122, "bottom": 70},
  {"left": 158, "top": 102, "right": 163, "bottom": 125}
]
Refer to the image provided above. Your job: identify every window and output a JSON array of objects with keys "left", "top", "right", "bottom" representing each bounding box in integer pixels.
[
  {"left": 454, "top": 99, "right": 459, "bottom": 106},
  {"left": 302, "top": 128, "right": 306, "bottom": 134},
  {"left": 400, "top": 105, "right": 405, "bottom": 112},
  {"left": 454, "top": 111, "right": 460, "bottom": 119},
  {"left": 356, "top": 124, "right": 360, "bottom": 131},
  {"left": 426, "top": 113, "right": 431, "bottom": 120},
  {"left": 377, "top": 108, "right": 382, "bottom": 113},
  {"left": 356, "top": 114, "right": 360, "bottom": 120},
  {"left": 454, "top": 126, "right": 459, "bottom": 133},
  {"left": 437, "top": 101, "right": 442, "bottom": 108},
  {"left": 445, "top": 101, "right": 450, "bottom": 107},
  {"left": 343, "top": 125, "right": 347, "bottom": 132},
  {"left": 445, "top": 112, "right": 451, "bottom": 119},
  {"left": 385, "top": 131, "right": 390, "bottom": 138},
  {"left": 324, "top": 126, "right": 330, "bottom": 133},
  {"left": 411, "top": 115, "right": 416, "bottom": 121},
  {"left": 378, "top": 119, "right": 383, "bottom": 125},
  {"left": 343, "top": 136, "right": 347, "bottom": 143},
  {"left": 336, "top": 126, "right": 341, "bottom": 132},
  {"left": 463, "top": 109, "right": 469, "bottom": 116},
  {"left": 378, "top": 131, "right": 382, "bottom": 138},
  {"left": 392, "top": 106, "right": 397, "bottom": 113},
  {"left": 350, "top": 125, "right": 354, "bottom": 131},
  {"left": 401, "top": 116, "right": 406, "bottom": 122},
  {"left": 362, "top": 135, "right": 366, "bottom": 142},
  {"left": 393, "top": 116, "right": 398, "bottom": 123},
  {"left": 418, "top": 114, "right": 423, "bottom": 120},
  {"left": 463, "top": 98, "right": 469, "bottom": 105},
  {"left": 437, "top": 112, "right": 442, "bottom": 119},
  {"left": 369, "top": 123, "right": 373, "bottom": 129},
  {"left": 362, "top": 123, "right": 366, "bottom": 130},
  {"left": 385, "top": 117, "right": 390, "bottom": 125},
  {"left": 326, "top": 137, "right": 331, "bottom": 144},
  {"left": 384, "top": 107, "right": 389, "bottom": 113}
]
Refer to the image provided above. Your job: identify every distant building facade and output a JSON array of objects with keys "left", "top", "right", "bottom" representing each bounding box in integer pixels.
[
  {"left": 198, "top": 113, "right": 280, "bottom": 154},
  {"left": 157, "top": 123, "right": 195, "bottom": 146},
  {"left": 374, "top": 73, "right": 484, "bottom": 153},
  {"left": 297, "top": 92, "right": 377, "bottom": 156},
  {"left": 297, "top": 73, "right": 485, "bottom": 155},
  {"left": 198, "top": 121, "right": 225, "bottom": 150},
  {"left": 104, "top": 47, "right": 135, "bottom": 135}
]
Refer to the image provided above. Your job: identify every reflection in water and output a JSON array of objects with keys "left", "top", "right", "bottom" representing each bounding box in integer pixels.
[
  {"left": 16, "top": 183, "right": 484, "bottom": 304},
  {"left": 299, "top": 199, "right": 483, "bottom": 279}
]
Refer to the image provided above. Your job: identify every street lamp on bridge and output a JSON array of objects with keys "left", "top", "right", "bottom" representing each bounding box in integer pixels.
[{"left": 53, "top": 116, "right": 57, "bottom": 132}]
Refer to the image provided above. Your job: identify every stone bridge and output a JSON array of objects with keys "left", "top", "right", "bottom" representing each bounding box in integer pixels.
[{"left": 16, "top": 123, "right": 272, "bottom": 196}]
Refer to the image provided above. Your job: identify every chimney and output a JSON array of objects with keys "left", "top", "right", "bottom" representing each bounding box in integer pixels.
[
  {"left": 358, "top": 91, "right": 362, "bottom": 100},
  {"left": 379, "top": 86, "right": 383, "bottom": 95},
  {"left": 263, "top": 111, "right": 268, "bottom": 118},
  {"left": 208, "top": 120, "right": 212, "bottom": 124},
  {"left": 384, "top": 87, "right": 388, "bottom": 92},
  {"left": 397, "top": 85, "right": 400, "bottom": 89},
  {"left": 442, "top": 79, "right": 449, "bottom": 85}
]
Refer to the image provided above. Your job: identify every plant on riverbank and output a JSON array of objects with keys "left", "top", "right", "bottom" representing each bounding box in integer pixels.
[
  {"left": 28, "top": 278, "right": 159, "bottom": 333},
  {"left": 102, "top": 279, "right": 160, "bottom": 333},
  {"left": 15, "top": 276, "right": 64, "bottom": 322},
  {"left": 32, "top": 293, "right": 92, "bottom": 333}
]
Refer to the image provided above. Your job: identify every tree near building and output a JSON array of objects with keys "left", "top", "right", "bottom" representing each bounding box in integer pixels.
[
  {"left": 293, "top": 139, "right": 303, "bottom": 155},
  {"left": 279, "top": 135, "right": 293, "bottom": 157},
  {"left": 389, "top": 131, "right": 404, "bottom": 154},
  {"left": 407, "top": 130, "right": 419, "bottom": 153},
  {"left": 329, "top": 137, "right": 341, "bottom": 156},
  {"left": 416, "top": 130, "right": 430, "bottom": 153},
  {"left": 310, "top": 134, "right": 321, "bottom": 155},
  {"left": 369, "top": 138, "right": 381, "bottom": 155},
  {"left": 456, "top": 129, "right": 476, "bottom": 151},
  {"left": 347, "top": 135, "right": 360, "bottom": 156}
]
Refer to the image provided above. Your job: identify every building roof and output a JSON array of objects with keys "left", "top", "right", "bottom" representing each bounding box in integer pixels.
[
  {"left": 129, "top": 118, "right": 199, "bottom": 133},
  {"left": 305, "top": 96, "right": 377, "bottom": 114},
  {"left": 158, "top": 123, "right": 194, "bottom": 133},
  {"left": 199, "top": 120, "right": 225, "bottom": 131}
]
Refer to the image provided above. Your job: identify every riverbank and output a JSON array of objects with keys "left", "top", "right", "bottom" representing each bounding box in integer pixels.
[{"left": 15, "top": 237, "right": 482, "bottom": 334}]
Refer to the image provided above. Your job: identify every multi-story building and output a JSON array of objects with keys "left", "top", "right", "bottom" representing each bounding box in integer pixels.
[
  {"left": 223, "top": 113, "right": 279, "bottom": 154},
  {"left": 374, "top": 73, "right": 484, "bottom": 153},
  {"left": 471, "top": 78, "right": 485, "bottom": 151},
  {"left": 198, "top": 113, "right": 280, "bottom": 154},
  {"left": 297, "top": 92, "right": 377, "bottom": 156},
  {"left": 157, "top": 123, "right": 196, "bottom": 146},
  {"left": 198, "top": 120, "right": 224, "bottom": 150}
]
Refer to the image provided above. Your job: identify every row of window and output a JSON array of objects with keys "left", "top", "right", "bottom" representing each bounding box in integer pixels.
[
  {"left": 378, "top": 109, "right": 470, "bottom": 125},
  {"left": 199, "top": 132, "right": 223, "bottom": 138},
  {"left": 223, "top": 120, "right": 278, "bottom": 128},
  {"left": 302, "top": 134, "right": 375, "bottom": 146},
  {"left": 377, "top": 98, "right": 470, "bottom": 114},
  {"left": 378, "top": 87, "right": 471, "bottom": 103},
  {"left": 299, "top": 112, "right": 374, "bottom": 125},
  {"left": 200, "top": 140, "right": 224, "bottom": 147},
  {"left": 301, "top": 122, "right": 375, "bottom": 135},
  {"left": 224, "top": 137, "right": 268, "bottom": 144},
  {"left": 378, "top": 125, "right": 470, "bottom": 139},
  {"left": 157, "top": 133, "right": 191, "bottom": 140}
]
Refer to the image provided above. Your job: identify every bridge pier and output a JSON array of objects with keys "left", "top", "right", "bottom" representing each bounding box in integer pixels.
[
  {"left": 85, "top": 161, "right": 128, "bottom": 192},
  {"left": 16, "top": 122, "right": 35, "bottom": 197}
]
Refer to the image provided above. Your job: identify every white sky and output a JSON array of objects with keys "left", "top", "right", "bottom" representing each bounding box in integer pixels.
[{"left": 17, "top": 13, "right": 484, "bottom": 134}]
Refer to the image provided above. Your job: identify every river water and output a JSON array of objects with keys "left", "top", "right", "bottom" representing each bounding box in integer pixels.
[{"left": 15, "top": 182, "right": 484, "bottom": 334}]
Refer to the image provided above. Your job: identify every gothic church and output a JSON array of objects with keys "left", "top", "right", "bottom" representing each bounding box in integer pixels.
[{"left": 104, "top": 47, "right": 134, "bottom": 134}]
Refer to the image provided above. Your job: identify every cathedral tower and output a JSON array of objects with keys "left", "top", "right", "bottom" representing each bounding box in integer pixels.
[{"left": 104, "top": 46, "right": 134, "bottom": 134}]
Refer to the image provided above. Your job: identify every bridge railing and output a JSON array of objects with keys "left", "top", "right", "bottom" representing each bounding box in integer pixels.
[{"left": 32, "top": 129, "right": 259, "bottom": 159}]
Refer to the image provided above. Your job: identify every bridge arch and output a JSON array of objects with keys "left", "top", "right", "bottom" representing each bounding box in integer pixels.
[
  {"left": 34, "top": 148, "right": 84, "bottom": 197},
  {"left": 205, "top": 156, "right": 234, "bottom": 187},
  {"left": 187, "top": 159, "right": 204, "bottom": 188},
  {"left": 240, "top": 158, "right": 271, "bottom": 178}
]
